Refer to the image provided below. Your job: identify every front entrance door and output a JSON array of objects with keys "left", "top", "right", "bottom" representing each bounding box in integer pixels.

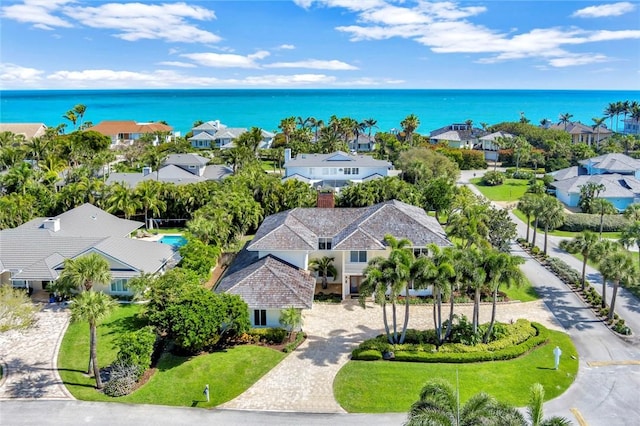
[{"left": 350, "top": 276, "right": 363, "bottom": 294}]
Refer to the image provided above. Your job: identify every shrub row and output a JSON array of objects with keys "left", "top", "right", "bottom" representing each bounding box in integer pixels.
[
  {"left": 560, "top": 213, "right": 630, "bottom": 232},
  {"left": 283, "top": 332, "right": 306, "bottom": 353},
  {"left": 248, "top": 327, "right": 288, "bottom": 345},
  {"left": 545, "top": 257, "right": 582, "bottom": 287},
  {"left": 504, "top": 168, "right": 546, "bottom": 177}
]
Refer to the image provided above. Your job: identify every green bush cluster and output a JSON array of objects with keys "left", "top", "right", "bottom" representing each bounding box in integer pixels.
[
  {"left": 545, "top": 257, "right": 581, "bottom": 287},
  {"left": 504, "top": 168, "right": 546, "bottom": 177},
  {"left": 248, "top": 327, "right": 288, "bottom": 344},
  {"left": 480, "top": 171, "right": 505, "bottom": 186},
  {"left": 115, "top": 326, "right": 157, "bottom": 379},
  {"left": 283, "top": 332, "right": 306, "bottom": 353},
  {"left": 560, "top": 213, "right": 630, "bottom": 232},
  {"left": 313, "top": 293, "right": 342, "bottom": 303},
  {"left": 352, "top": 349, "right": 384, "bottom": 361}
]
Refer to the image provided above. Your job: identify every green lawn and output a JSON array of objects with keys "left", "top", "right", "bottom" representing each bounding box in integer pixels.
[
  {"left": 471, "top": 178, "right": 530, "bottom": 202},
  {"left": 334, "top": 330, "right": 577, "bottom": 413},
  {"left": 501, "top": 279, "right": 539, "bottom": 302},
  {"left": 58, "top": 304, "right": 285, "bottom": 407}
]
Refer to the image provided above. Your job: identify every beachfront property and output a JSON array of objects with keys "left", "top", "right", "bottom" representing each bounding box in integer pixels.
[
  {"left": 550, "top": 153, "right": 640, "bottom": 211},
  {"left": 215, "top": 200, "right": 450, "bottom": 326},
  {"left": 0, "top": 123, "right": 48, "bottom": 141},
  {"left": 548, "top": 121, "right": 612, "bottom": 147},
  {"left": 348, "top": 134, "right": 376, "bottom": 152},
  {"left": 188, "top": 120, "right": 275, "bottom": 150},
  {"left": 429, "top": 123, "right": 486, "bottom": 149},
  {"left": 623, "top": 117, "right": 640, "bottom": 135},
  {"left": 88, "top": 120, "right": 174, "bottom": 147},
  {"left": 106, "top": 153, "right": 233, "bottom": 187},
  {"left": 282, "top": 149, "right": 395, "bottom": 191},
  {"left": 479, "top": 131, "right": 515, "bottom": 161},
  {"left": 0, "top": 203, "right": 179, "bottom": 297}
]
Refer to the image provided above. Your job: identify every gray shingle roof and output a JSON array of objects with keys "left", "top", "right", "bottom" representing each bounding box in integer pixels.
[
  {"left": 215, "top": 255, "right": 314, "bottom": 309},
  {"left": 248, "top": 200, "right": 450, "bottom": 251},
  {"left": 578, "top": 153, "right": 640, "bottom": 174},
  {"left": 189, "top": 131, "right": 217, "bottom": 141},
  {"left": 551, "top": 174, "right": 640, "bottom": 198},
  {"left": 284, "top": 151, "right": 391, "bottom": 168},
  {"left": 550, "top": 166, "right": 581, "bottom": 181},
  {"left": 479, "top": 131, "right": 514, "bottom": 141},
  {"left": 164, "top": 153, "right": 209, "bottom": 167}
]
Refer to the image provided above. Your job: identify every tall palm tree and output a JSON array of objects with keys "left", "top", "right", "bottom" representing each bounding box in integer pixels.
[
  {"left": 427, "top": 244, "right": 456, "bottom": 345},
  {"left": 70, "top": 290, "right": 118, "bottom": 388},
  {"left": 538, "top": 197, "right": 565, "bottom": 255},
  {"left": 591, "top": 117, "right": 606, "bottom": 148},
  {"left": 527, "top": 383, "right": 572, "bottom": 426},
  {"left": 360, "top": 256, "right": 393, "bottom": 343},
  {"left": 406, "top": 379, "right": 524, "bottom": 426},
  {"left": 106, "top": 183, "right": 142, "bottom": 219},
  {"left": 383, "top": 235, "right": 413, "bottom": 343},
  {"left": 604, "top": 102, "right": 618, "bottom": 131},
  {"left": 402, "top": 253, "right": 435, "bottom": 343},
  {"left": 483, "top": 252, "right": 525, "bottom": 343},
  {"left": 59, "top": 252, "right": 112, "bottom": 292},
  {"left": 620, "top": 221, "right": 640, "bottom": 269},
  {"left": 278, "top": 116, "right": 296, "bottom": 144},
  {"left": 400, "top": 114, "right": 420, "bottom": 146},
  {"left": 363, "top": 118, "right": 378, "bottom": 139},
  {"left": 562, "top": 231, "right": 599, "bottom": 291},
  {"left": 558, "top": 112, "right": 573, "bottom": 130},
  {"left": 591, "top": 198, "right": 616, "bottom": 238},
  {"left": 623, "top": 203, "right": 640, "bottom": 222},
  {"left": 135, "top": 180, "right": 167, "bottom": 229},
  {"left": 518, "top": 193, "right": 541, "bottom": 243},
  {"left": 309, "top": 256, "right": 337, "bottom": 290},
  {"left": 73, "top": 104, "right": 87, "bottom": 128},
  {"left": 599, "top": 251, "right": 637, "bottom": 321},
  {"left": 592, "top": 240, "right": 621, "bottom": 308}
]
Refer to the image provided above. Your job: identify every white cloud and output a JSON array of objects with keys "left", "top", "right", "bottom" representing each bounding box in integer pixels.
[
  {"left": 157, "top": 61, "right": 197, "bottom": 68},
  {"left": 572, "top": 2, "right": 636, "bottom": 18},
  {"left": 278, "top": 44, "right": 296, "bottom": 50},
  {"left": 0, "top": 63, "right": 44, "bottom": 83},
  {"left": 180, "top": 51, "right": 270, "bottom": 68},
  {"left": 548, "top": 54, "right": 609, "bottom": 68},
  {"left": 67, "top": 2, "right": 220, "bottom": 43},
  {"left": 1, "top": 0, "right": 74, "bottom": 30},
  {"left": 265, "top": 59, "right": 358, "bottom": 70}
]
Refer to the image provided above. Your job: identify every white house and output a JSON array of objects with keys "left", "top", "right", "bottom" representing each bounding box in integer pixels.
[
  {"left": 478, "top": 131, "right": 514, "bottom": 161},
  {"left": 548, "top": 122, "right": 612, "bottom": 147},
  {"left": 282, "top": 150, "right": 395, "bottom": 191},
  {"left": 215, "top": 200, "right": 451, "bottom": 327},
  {"left": 0, "top": 204, "right": 179, "bottom": 296},
  {"left": 188, "top": 120, "right": 274, "bottom": 150},
  {"left": 429, "top": 123, "right": 486, "bottom": 149}
]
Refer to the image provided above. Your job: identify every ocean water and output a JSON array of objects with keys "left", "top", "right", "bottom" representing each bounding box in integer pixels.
[{"left": 1, "top": 89, "right": 638, "bottom": 135}]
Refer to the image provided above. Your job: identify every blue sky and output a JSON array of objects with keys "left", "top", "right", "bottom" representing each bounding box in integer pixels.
[{"left": 1, "top": 0, "right": 639, "bottom": 90}]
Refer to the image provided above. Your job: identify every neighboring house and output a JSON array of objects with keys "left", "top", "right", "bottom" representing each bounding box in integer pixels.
[
  {"left": 348, "top": 134, "right": 376, "bottom": 152},
  {"left": 0, "top": 204, "right": 178, "bottom": 295},
  {"left": 478, "top": 131, "right": 514, "bottom": 161},
  {"left": 622, "top": 117, "right": 640, "bottom": 135},
  {"left": 548, "top": 122, "right": 612, "bottom": 146},
  {"left": 0, "top": 123, "right": 48, "bottom": 140},
  {"left": 429, "top": 123, "right": 486, "bottom": 149},
  {"left": 88, "top": 120, "right": 174, "bottom": 147},
  {"left": 106, "top": 153, "right": 233, "bottom": 187},
  {"left": 282, "top": 149, "right": 395, "bottom": 190},
  {"left": 550, "top": 153, "right": 640, "bottom": 210},
  {"left": 215, "top": 200, "right": 451, "bottom": 327},
  {"left": 188, "top": 120, "right": 274, "bottom": 150}
]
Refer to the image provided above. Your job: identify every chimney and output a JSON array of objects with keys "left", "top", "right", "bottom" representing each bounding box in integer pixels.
[
  {"left": 142, "top": 166, "right": 152, "bottom": 176},
  {"left": 43, "top": 218, "right": 61, "bottom": 232},
  {"left": 317, "top": 190, "right": 335, "bottom": 208},
  {"left": 284, "top": 148, "right": 292, "bottom": 163}
]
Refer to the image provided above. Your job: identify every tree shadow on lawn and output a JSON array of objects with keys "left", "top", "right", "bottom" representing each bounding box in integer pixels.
[
  {"left": 102, "top": 315, "right": 148, "bottom": 336},
  {"left": 296, "top": 325, "right": 379, "bottom": 367},
  {"left": 536, "top": 285, "right": 601, "bottom": 332}
]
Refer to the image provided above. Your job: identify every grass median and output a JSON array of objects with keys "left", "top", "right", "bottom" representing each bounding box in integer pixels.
[{"left": 58, "top": 303, "right": 285, "bottom": 407}]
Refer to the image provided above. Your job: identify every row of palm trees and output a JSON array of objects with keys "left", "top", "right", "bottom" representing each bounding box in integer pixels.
[
  {"left": 604, "top": 100, "right": 640, "bottom": 133},
  {"left": 360, "top": 236, "right": 525, "bottom": 346},
  {"left": 518, "top": 192, "right": 566, "bottom": 255}
]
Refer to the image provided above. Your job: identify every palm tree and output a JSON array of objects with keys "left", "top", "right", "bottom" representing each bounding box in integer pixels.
[
  {"left": 73, "top": 104, "right": 87, "bottom": 128},
  {"left": 106, "top": 183, "right": 142, "bottom": 219},
  {"left": 400, "top": 114, "right": 420, "bottom": 146},
  {"left": 599, "top": 252, "right": 637, "bottom": 321},
  {"left": 558, "top": 112, "right": 573, "bottom": 130},
  {"left": 527, "top": 383, "right": 572, "bottom": 426},
  {"left": 278, "top": 116, "right": 296, "bottom": 144},
  {"left": 538, "top": 197, "right": 565, "bottom": 255},
  {"left": 592, "top": 240, "right": 621, "bottom": 308},
  {"left": 309, "top": 256, "right": 337, "bottom": 290},
  {"left": 562, "top": 231, "right": 599, "bottom": 291},
  {"left": 623, "top": 203, "right": 640, "bottom": 222},
  {"left": 406, "top": 379, "right": 524, "bottom": 426},
  {"left": 427, "top": 244, "right": 456, "bottom": 345},
  {"left": 402, "top": 253, "right": 435, "bottom": 343},
  {"left": 591, "top": 117, "right": 606, "bottom": 148},
  {"left": 59, "top": 252, "right": 112, "bottom": 292},
  {"left": 483, "top": 252, "right": 525, "bottom": 343},
  {"left": 518, "top": 193, "right": 541, "bottom": 243},
  {"left": 70, "top": 290, "right": 118, "bottom": 388},
  {"left": 363, "top": 118, "right": 378, "bottom": 139},
  {"left": 382, "top": 235, "right": 413, "bottom": 343},
  {"left": 135, "top": 180, "right": 167, "bottom": 229},
  {"left": 360, "top": 256, "right": 393, "bottom": 343},
  {"left": 591, "top": 198, "right": 616, "bottom": 238},
  {"left": 604, "top": 102, "right": 618, "bottom": 131},
  {"left": 620, "top": 221, "right": 640, "bottom": 269}
]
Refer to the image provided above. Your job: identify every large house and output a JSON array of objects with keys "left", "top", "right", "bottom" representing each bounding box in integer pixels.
[
  {"left": 215, "top": 200, "right": 450, "bottom": 327},
  {"left": 188, "top": 120, "right": 274, "bottom": 150},
  {"left": 548, "top": 122, "right": 612, "bottom": 146},
  {"left": 348, "top": 134, "right": 376, "bottom": 152},
  {"left": 0, "top": 204, "right": 178, "bottom": 296},
  {"left": 479, "top": 131, "right": 514, "bottom": 161},
  {"left": 106, "top": 153, "right": 233, "bottom": 187},
  {"left": 282, "top": 150, "right": 396, "bottom": 191},
  {"left": 89, "top": 120, "right": 174, "bottom": 147},
  {"left": 0, "top": 123, "right": 48, "bottom": 140},
  {"left": 429, "top": 123, "right": 486, "bottom": 149},
  {"left": 622, "top": 117, "right": 640, "bottom": 135},
  {"left": 550, "top": 153, "right": 640, "bottom": 211}
]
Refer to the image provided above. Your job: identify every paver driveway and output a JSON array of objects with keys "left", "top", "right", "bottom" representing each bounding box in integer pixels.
[{"left": 220, "top": 299, "right": 561, "bottom": 413}]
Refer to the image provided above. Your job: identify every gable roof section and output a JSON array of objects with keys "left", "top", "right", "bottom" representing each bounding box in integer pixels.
[
  {"left": 579, "top": 153, "right": 640, "bottom": 174},
  {"left": 215, "top": 255, "right": 314, "bottom": 309},
  {"left": 285, "top": 151, "right": 391, "bottom": 168},
  {"left": 550, "top": 122, "right": 612, "bottom": 136},
  {"left": 164, "top": 153, "right": 209, "bottom": 167},
  {"left": 551, "top": 174, "right": 640, "bottom": 198},
  {"left": 479, "top": 131, "right": 514, "bottom": 141},
  {"left": 89, "top": 120, "right": 173, "bottom": 136},
  {"left": 550, "top": 166, "right": 581, "bottom": 181},
  {"left": 0, "top": 123, "right": 47, "bottom": 140},
  {"left": 189, "top": 131, "right": 217, "bottom": 141}
]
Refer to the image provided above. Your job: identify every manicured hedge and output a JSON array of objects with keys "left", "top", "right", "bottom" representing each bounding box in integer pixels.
[
  {"left": 351, "top": 322, "right": 550, "bottom": 363},
  {"left": 249, "top": 328, "right": 288, "bottom": 344},
  {"left": 560, "top": 213, "right": 630, "bottom": 232}
]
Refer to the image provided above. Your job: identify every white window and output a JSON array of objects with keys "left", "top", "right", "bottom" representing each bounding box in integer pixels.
[
  {"left": 350, "top": 251, "right": 367, "bottom": 263},
  {"left": 309, "top": 168, "right": 315, "bottom": 175},
  {"left": 110, "top": 279, "right": 129, "bottom": 293},
  {"left": 344, "top": 167, "right": 359, "bottom": 175},
  {"left": 254, "top": 309, "right": 267, "bottom": 326},
  {"left": 318, "top": 237, "right": 332, "bottom": 250}
]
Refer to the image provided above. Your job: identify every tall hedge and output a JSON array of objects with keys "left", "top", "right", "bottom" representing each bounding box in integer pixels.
[{"left": 560, "top": 213, "right": 630, "bottom": 232}]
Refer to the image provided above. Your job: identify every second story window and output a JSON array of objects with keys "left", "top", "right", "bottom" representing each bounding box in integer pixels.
[
  {"left": 344, "top": 167, "right": 359, "bottom": 175},
  {"left": 350, "top": 251, "right": 367, "bottom": 263},
  {"left": 318, "top": 237, "right": 332, "bottom": 250}
]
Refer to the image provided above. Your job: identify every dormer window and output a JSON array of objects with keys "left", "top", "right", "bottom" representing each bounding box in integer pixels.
[{"left": 318, "top": 237, "right": 332, "bottom": 250}]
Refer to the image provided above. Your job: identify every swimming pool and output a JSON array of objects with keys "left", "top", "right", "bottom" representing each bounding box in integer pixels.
[{"left": 159, "top": 235, "right": 187, "bottom": 249}]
